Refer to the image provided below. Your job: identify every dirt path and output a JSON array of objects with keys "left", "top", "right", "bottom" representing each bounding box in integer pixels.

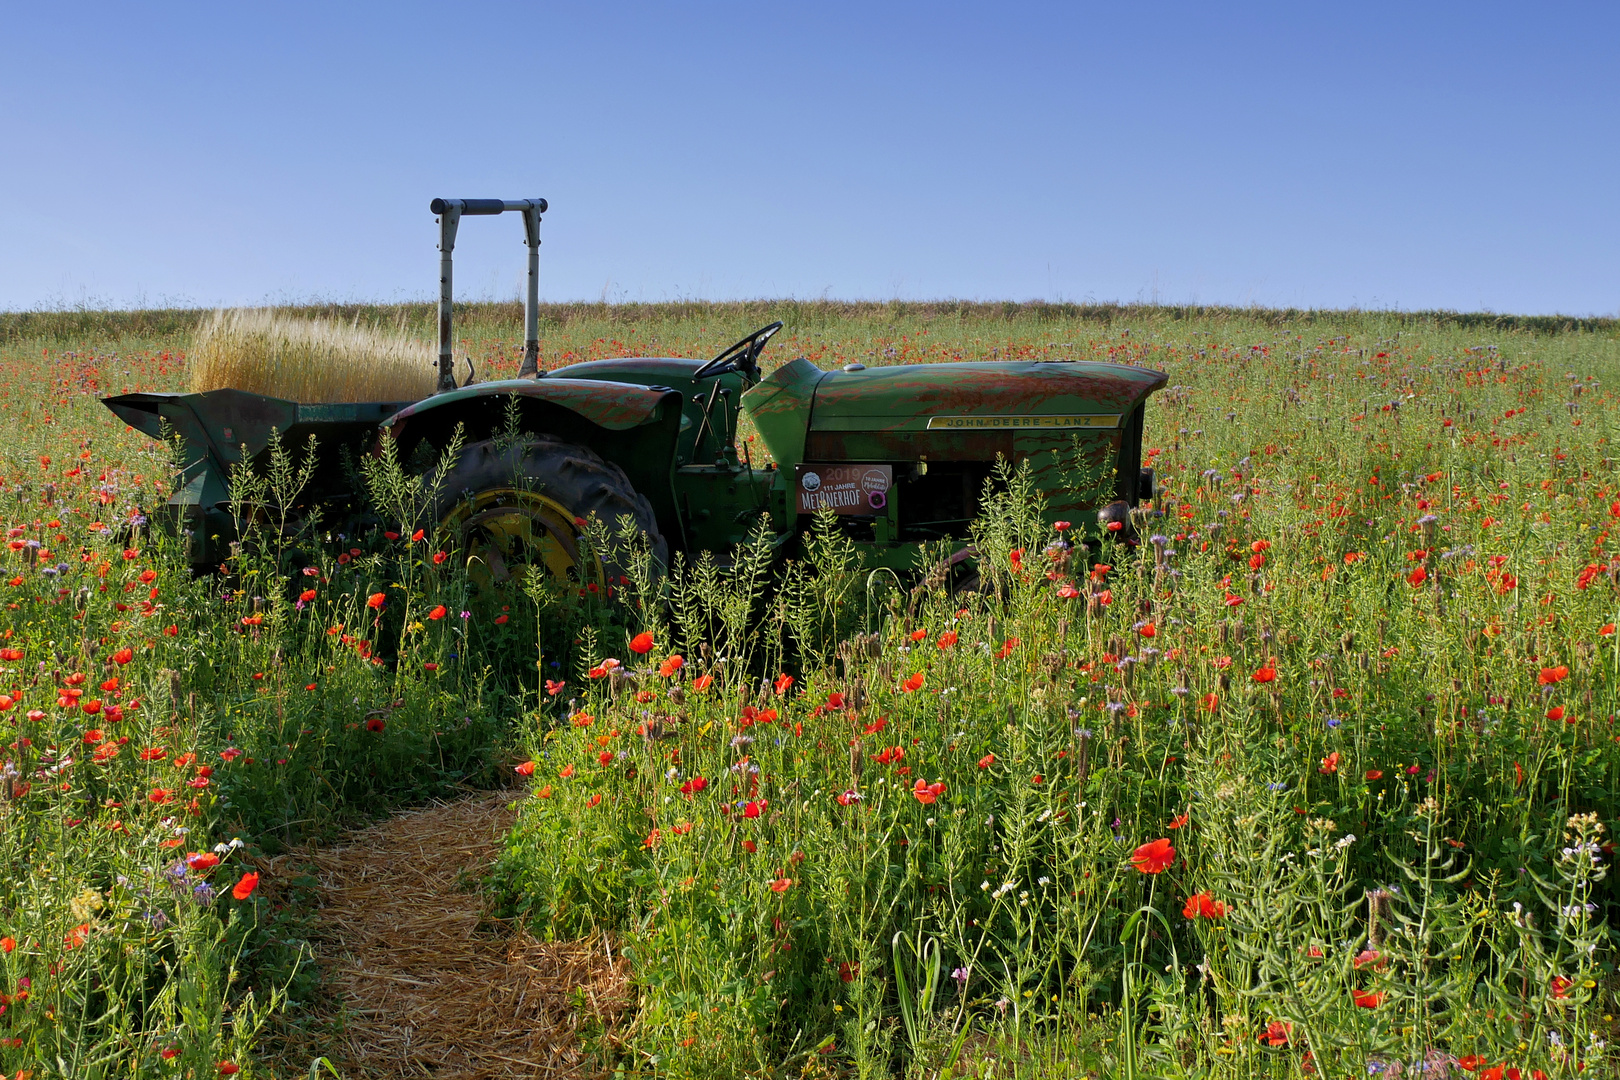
[{"left": 296, "top": 790, "right": 628, "bottom": 1079}]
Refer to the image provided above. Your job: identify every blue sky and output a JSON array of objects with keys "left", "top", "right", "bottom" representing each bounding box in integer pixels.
[{"left": 3, "top": 2, "right": 1616, "bottom": 314}]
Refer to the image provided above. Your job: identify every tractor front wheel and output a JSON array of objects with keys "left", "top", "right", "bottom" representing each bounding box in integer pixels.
[{"left": 427, "top": 436, "right": 666, "bottom": 593}]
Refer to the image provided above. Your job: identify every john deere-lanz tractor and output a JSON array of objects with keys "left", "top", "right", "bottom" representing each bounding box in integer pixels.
[{"left": 104, "top": 199, "right": 1167, "bottom": 587}]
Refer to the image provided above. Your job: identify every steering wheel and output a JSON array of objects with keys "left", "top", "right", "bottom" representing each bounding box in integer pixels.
[{"left": 692, "top": 321, "right": 783, "bottom": 380}]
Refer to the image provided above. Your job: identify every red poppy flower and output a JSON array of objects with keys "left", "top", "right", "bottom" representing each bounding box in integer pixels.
[
  {"left": 742, "top": 839, "right": 757, "bottom": 853},
  {"left": 559, "top": 763, "right": 576, "bottom": 779},
  {"left": 618, "top": 630, "right": 653, "bottom": 655},
  {"left": 515, "top": 760, "right": 536, "bottom": 776},
  {"left": 1167, "top": 813, "right": 1189, "bottom": 829},
  {"left": 1056, "top": 584, "right": 1081, "bottom": 599},
  {"left": 494, "top": 614, "right": 509, "bottom": 624},
  {"left": 901, "top": 672, "right": 925, "bottom": 693},
  {"left": 411, "top": 528, "right": 425, "bottom": 542},
  {"left": 1260, "top": 1020, "right": 1291, "bottom": 1047},
  {"left": 937, "top": 631, "right": 958, "bottom": 649},
  {"left": 1182, "top": 892, "right": 1228, "bottom": 919},
  {"left": 1319, "top": 751, "right": 1340, "bottom": 774},
  {"left": 1251, "top": 666, "right": 1276, "bottom": 684},
  {"left": 774, "top": 673, "right": 794, "bottom": 694},
  {"left": 1407, "top": 566, "right": 1427, "bottom": 587},
  {"left": 545, "top": 679, "right": 565, "bottom": 695},
  {"left": 680, "top": 776, "right": 708, "bottom": 797},
  {"left": 839, "top": 960, "right": 860, "bottom": 982},
  {"left": 910, "top": 629, "right": 927, "bottom": 642},
  {"left": 433, "top": 551, "right": 449, "bottom": 565},
  {"left": 365, "top": 717, "right": 385, "bottom": 732},
  {"left": 770, "top": 878, "right": 793, "bottom": 893},
  {"left": 659, "top": 654, "right": 684, "bottom": 677},
  {"left": 1130, "top": 838, "right": 1176, "bottom": 874},
  {"left": 1350, "top": 989, "right": 1384, "bottom": 1008},
  {"left": 230, "top": 872, "right": 260, "bottom": 901},
  {"left": 743, "top": 800, "right": 764, "bottom": 818},
  {"left": 1538, "top": 665, "right": 1569, "bottom": 685},
  {"left": 1364, "top": 769, "right": 1383, "bottom": 780},
  {"left": 113, "top": 647, "right": 134, "bottom": 665},
  {"left": 978, "top": 753, "right": 996, "bottom": 769},
  {"left": 1456, "top": 1055, "right": 1486, "bottom": 1071},
  {"left": 186, "top": 851, "right": 220, "bottom": 870},
  {"left": 366, "top": 593, "right": 386, "bottom": 609}
]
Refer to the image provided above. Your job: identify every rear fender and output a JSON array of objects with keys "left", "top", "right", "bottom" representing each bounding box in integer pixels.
[{"left": 380, "top": 378, "right": 686, "bottom": 545}]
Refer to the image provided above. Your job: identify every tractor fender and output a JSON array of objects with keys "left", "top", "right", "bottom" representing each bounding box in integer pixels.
[
  {"left": 380, "top": 377, "right": 686, "bottom": 543},
  {"left": 381, "top": 377, "right": 679, "bottom": 439}
]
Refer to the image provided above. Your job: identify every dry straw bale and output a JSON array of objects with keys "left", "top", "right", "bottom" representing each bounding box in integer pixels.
[
  {"left": 294, "top": 790, "right": 629, "bottom": 1079},
  {"left": 188, "top": 308, "right": 436, "bottom": 403}
]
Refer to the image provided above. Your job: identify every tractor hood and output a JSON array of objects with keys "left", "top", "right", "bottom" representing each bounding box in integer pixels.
[
  {"left": 744, "top": 357, "right": 1167, "bottom": 473},
  {"left": 808, "top": 360, "right": 1167, "bottom": 431}
]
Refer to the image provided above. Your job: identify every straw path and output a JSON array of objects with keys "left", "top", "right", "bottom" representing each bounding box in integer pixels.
[{"left": 301, "top": 790, "right": 629, "bottom": 1078}]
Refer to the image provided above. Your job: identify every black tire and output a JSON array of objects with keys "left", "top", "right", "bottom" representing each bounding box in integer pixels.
[{"left": 426, "top": 436, "right": 667, "bottom": 586}]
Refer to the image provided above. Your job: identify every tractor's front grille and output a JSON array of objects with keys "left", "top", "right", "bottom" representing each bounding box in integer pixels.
[{"left": 895, "top": 463, "right": 994, "bottom": 541}]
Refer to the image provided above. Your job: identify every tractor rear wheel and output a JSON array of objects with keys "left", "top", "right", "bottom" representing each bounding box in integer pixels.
[{"left": 427, "top": 436, "right": 666, "bottom": 592}]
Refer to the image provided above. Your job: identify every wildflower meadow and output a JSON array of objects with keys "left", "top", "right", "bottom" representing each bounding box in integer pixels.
[{"left": 0, "top": 301, "right": 1616, "bottom": 1079}]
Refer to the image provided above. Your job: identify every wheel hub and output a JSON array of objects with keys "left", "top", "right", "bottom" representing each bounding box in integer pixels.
[{"left": 439, "top": 487, "right": 601, "bottom": 590}]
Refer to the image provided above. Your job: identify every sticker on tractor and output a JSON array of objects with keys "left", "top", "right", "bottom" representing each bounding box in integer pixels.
[
  {"left": 796, "top": 464, "right": 892, "bottom": 515},
  {"left": 925, "top": 414, "right": 1120, "bottom": 430}
]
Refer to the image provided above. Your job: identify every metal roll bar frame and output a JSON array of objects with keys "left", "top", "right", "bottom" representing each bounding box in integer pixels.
[{"left": 430, "top": 197, "right": 549, "bottom": 392}]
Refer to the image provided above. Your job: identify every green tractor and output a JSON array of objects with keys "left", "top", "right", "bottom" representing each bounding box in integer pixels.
[{"left": 103, "top": 199, "right": 1167, "bottom": 588}]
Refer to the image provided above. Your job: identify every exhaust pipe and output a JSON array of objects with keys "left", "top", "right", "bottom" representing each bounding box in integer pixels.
[{"left": 429, "top": 198, "right": 548, "bottom": 392}]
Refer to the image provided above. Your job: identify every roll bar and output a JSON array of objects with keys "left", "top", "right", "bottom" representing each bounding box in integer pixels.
[{"left": 431, "top": 197, "right": 549, "bottom": 392}]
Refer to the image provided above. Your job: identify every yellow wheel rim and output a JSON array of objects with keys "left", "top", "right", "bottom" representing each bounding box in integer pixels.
[{"left": 439, "top": 488, "right": 603, "bottom": 592}]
